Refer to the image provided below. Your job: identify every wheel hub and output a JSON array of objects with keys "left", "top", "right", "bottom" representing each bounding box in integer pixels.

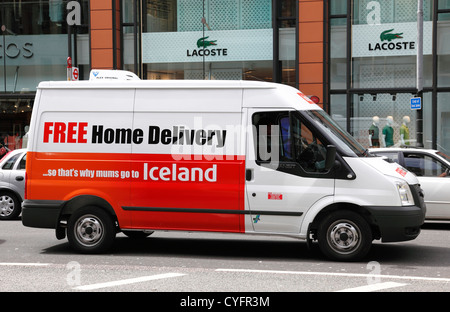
[
  {"left": 329, "top": 222, "right": 360, "bottom": 252},
  {"left": 0, "top": 196, "right": 14, "bottom": 217},
  {"left": 75, "top": 216, "right": 104, "bottom": 246}
]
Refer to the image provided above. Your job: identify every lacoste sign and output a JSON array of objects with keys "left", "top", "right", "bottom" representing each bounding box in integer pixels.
[
  {"left": 187, "top": 36, "right": 228, "bottom": 57},
  {"left": 351, "top": 22, "right": 432, "bottom": 57},
  {"left": 142, "top": 29, "right": 273, "bottom": 64}
]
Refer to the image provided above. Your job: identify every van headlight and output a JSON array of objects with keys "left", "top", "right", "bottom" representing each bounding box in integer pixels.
[{"left": 396, "top": 181, "right": 415, "bottom": 206}]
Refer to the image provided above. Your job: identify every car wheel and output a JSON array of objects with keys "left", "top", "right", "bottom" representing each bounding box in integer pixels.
[
  {"left": 317, "top": 210, "right": 372, "bottom": 261},
  {"left": 67, "top": 207, "right": 116, "bottom": 253},
  {"left": 0, "top": 191, "right": 21, "bottom": 220}
]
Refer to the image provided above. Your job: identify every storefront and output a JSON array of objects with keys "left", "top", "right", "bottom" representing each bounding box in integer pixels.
[
  {"left": 4, "top": 1, "right": 449, "bottom": 155},
  {"left": 120, "top": 0, "right": 298, "bottom": 86},
  {"left": 1, "top": 0, "right": 299, "bottom": 156},
  {"left": 0, "top": 0, "right": 89, "bottom": 154},
  {"left": 328, "top": 0, "right": 450, "bottom": 153}
]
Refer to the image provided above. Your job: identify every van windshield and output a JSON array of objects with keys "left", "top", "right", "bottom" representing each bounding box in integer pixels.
[{"left": 302, "top": 110, "right": 368, "bottom": 157}]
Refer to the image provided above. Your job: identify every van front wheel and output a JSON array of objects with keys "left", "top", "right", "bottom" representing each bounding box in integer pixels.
[
  {"left": 317, "top": 210, "right": 372, "bottom": 261},
  {"left": 67, "top": 207, "right": 116, "bottom": 253}
]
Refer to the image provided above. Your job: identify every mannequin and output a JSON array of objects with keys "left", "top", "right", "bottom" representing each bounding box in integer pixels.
[
  {"left": 400, "top": 116, "right": 410, "bottom": 146},
  {"left": 368, "top": 116, "right": 380, "bottom": 147},
  {"left": 382, "top": 116, "right": 394, "bottom": 147},
  {"left": 22, "top": 126, "right": 30, "bottom": 149}
]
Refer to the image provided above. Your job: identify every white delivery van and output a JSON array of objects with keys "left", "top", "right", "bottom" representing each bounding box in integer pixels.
[{"left": 22, "top": 75, "right": 425, "bottom": 261}]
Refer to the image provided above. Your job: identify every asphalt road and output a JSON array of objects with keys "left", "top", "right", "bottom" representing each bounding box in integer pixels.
[{"left": 1, "top": 219, "right": 449, "bottom": 302}]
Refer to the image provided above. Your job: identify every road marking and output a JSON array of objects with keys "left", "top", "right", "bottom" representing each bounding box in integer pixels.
[
  {"left": 216, "top": 268, "right": 450, "bottom": 283},
  {"left": 0, "top": 262, "right": 50, "bottom": 266},
  {"left": 335, "top": 282, "right": 407, "bottom": 292},
  {"left": 73, "top": 273, "right": 186, "bottom": 291}
]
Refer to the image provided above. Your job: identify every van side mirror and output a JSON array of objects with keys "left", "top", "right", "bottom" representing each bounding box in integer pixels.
[{"left": 325, "top": 145, "right": 336, "bottom": 170}]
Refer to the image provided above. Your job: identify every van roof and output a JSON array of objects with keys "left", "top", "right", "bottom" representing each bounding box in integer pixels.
[{"left": 37, "top": 80, "right": 278, "bottom": 90}]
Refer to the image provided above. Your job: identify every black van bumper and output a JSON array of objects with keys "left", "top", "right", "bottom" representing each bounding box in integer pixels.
[
  {"left": 367, "top": 204, "right": 425, "bottom": 242},
  {"left": 367, "top": 184, "right": 426, "bottom": 242},
  {"left": 22, "top": 200, "right": 65, "bottom": 229}
]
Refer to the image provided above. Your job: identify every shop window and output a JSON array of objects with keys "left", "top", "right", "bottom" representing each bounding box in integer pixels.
[
  {"left": 176, "top": 0, "right": 272, "bottom": 32},
  {"left": 142, "top": 0, "right": 286, "bottom": 83},
  {"left": 439, "top": 1, "right": 450, "bottom": 10},
  {"left": 351, "top": 0, "right": 433, "bottom": 89},
  {"left": 0, "top": 1, "right": 89, "bottom": 91},
  {"left": 330, "top": 0, "right": 346, "bottom": 15},
  {"left": 350, "top": 92, "right": 432, "bottom": 149},
  {"left": 438, "top": 13, "right": 450, "bottom": 87},
  {"left": 0, "top": 99, "right": 32, "bottom": 152},
  {"left": 330, "top": 18, "right": 347, "bottom": 90},
  {"left": 0, "top": 0, "right": 89, "bottom": 35},
  {"left": 438, "top": 93, "right": 450, "bottom": 153},
  {"left": 353, "top": 0, "right": 432, "bottom": 25}
]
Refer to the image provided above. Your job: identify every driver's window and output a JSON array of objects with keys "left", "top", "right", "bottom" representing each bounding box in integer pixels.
[
  {"left": 252, "top": 111, "right": 328, "bottom": 174},
  {"left": 290, "top": 114, "right": 327, "bottom": 173}
]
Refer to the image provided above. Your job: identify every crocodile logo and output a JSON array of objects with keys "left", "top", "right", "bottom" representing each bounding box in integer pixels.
[
  {"left": 380, "top": 29, "right": 403, "bottom": 42},
  {"left": 197, "top": 36, "right": 217, "bottom": 48}
]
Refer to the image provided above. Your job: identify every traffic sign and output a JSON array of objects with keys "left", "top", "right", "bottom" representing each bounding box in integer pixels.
[
  {"left": 72, "top": 67, "right": 79, "bottom": 81},
  {"left": 411, "top": 97, "right": 421, "bottom": 110},
  {"left": 67, "top": 57, "right": 72, "bottom": 81}
]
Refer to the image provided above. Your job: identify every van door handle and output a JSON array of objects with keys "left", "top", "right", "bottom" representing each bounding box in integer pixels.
[
  {"left": 246, "top": 169, "right": 253, "bottom": 181},
  {"left": 15, "top": 176, "right": 24, "bottom": 181}
]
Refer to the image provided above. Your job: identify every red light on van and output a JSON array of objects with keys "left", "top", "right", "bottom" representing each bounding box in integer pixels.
[
  {"left": 297, "top": 92, "right": 320, "bottom": 105},
  {"left": 24, "top": 171, "right": 27, "bottom": 199},
  {"left": 309, "top": 95, "right": 320, "bottom": 104}
]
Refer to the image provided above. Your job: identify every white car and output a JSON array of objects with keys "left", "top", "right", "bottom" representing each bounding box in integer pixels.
[
  {"left": 0, "top": 149, "right": 27, "bottom": 220},
  {"left": 369, "top": 147, "right": 450, "bottom": 220}
]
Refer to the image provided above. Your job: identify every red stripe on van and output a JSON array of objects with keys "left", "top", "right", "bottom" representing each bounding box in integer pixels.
[{"left": 26, "top": 152, "right": 246, "bottom": 232}]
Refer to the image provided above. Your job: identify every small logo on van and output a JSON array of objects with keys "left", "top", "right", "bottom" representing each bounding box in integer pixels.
[
  {"left": 395, "top": 167, "right": 407, "bottom": 177},
  {"left": 268, "top": 192, "right": 283, "bottom": 200}
]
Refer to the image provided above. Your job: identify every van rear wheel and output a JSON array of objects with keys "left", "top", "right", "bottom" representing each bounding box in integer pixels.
[
  {"left": 67, "top": 207, "right": 116, "bottom": 253},
  {"left": 317, "top": 210, "right": 372, "bottom": 261}
]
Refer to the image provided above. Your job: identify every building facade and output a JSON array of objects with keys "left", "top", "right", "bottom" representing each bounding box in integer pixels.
[
  {"left": 328, "top": 0, "right": 450, "bottom": 152},
  {"left": 1, "top": 0, "right": 449, "bottom": 155},
  {"left": 0, "top": 0, "right": 90, "bottom": 154}
]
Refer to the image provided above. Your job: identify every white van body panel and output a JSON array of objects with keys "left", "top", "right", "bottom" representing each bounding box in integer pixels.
[
  {"left": 359, "top": 157, "right": 418, "bottom": 184},
  {"left": 298, "top": 157, "right": 417, "bottom": 238},
  {"left": 336, "top": 157, "right": 403, "bottom": 207},
  {"left": 242, "top": 84, "right": 320, "bottom": 111}
]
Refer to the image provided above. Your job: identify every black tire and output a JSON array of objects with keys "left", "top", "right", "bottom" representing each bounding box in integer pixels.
[
  {"left": 317, "top": 210, "right": 372, "bottom": 261},
  {"left": 0, "top": 191, "right": 21, "bottom": 220},
  {"left": 67, "top": 207, "right": 116, "bottom": 253}
]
